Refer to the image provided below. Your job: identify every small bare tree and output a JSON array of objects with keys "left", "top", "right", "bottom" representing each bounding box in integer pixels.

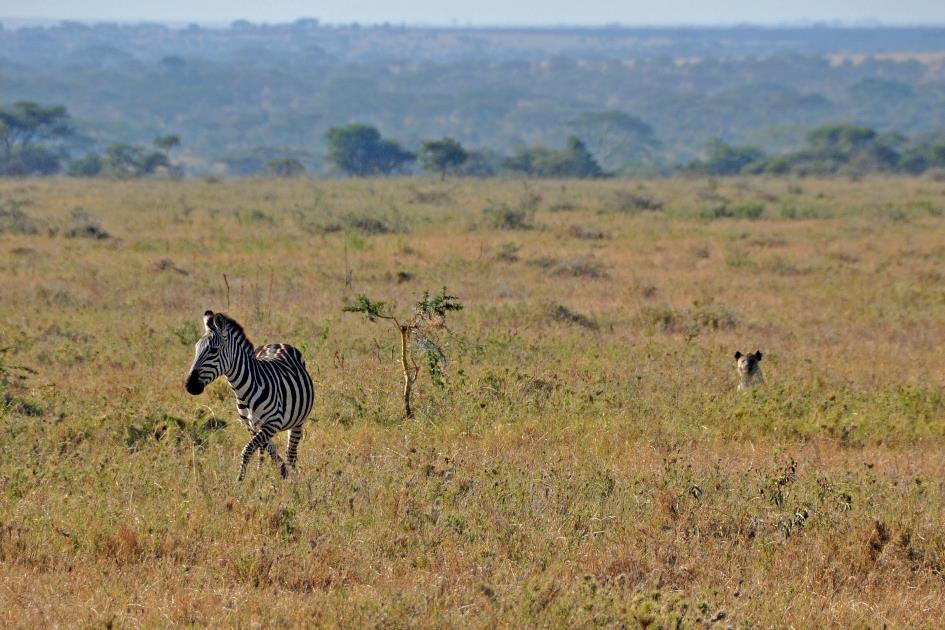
[{"left": 343, "top": 288, "right": 462, "bottom": 418}]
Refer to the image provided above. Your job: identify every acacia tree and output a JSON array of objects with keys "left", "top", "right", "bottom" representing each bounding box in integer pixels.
[
  {"left": 566, "top": 111, "right": 658, "bottom": 171},
  {"left": 344, "top": 288, "right": 462, "bottom": 418},
  {"left": 501, "top": 136, "right": 606, "bottom": 178},
  {"left": 265, "top": 158, "right": 306, "bottom": 177},
  {"left": 685, "top": 139, "right": 766, "bottom": 175},
  {"left": 102, "top": 143, "right": 169, "bottom": 178},
  {"left": 153, "top": 134, "right": 182, "bottom": 176},
  {"left": 153, "top": 134, "right": 181, "bottom": 153},
  {"left": 419, "top": 137, "right": 467, "bottom": 180},
  {"left": 325, "top": 123, "right": 415, "bottom": 176},
  {"left": 0, "top": 101, "right": 73, "bottom": 175}
]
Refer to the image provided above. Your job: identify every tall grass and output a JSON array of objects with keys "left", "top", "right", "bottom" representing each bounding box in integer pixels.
[{"left": 1, "top": 176, "right": 944, "bottom": 627}]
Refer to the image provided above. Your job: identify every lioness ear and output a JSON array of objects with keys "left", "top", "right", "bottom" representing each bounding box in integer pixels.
[
  {"left": 203, "top": 310, "right": 215, "bottom": 333},
  {"left": 734, "top": 351, "right": 743, "bottom": 360},
  {"left": 754, "top": 350, "right": 763, "bottom": 361}
]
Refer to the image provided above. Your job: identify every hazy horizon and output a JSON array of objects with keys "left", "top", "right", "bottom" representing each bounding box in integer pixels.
[
  {"left": 6, "top": 18, "right": 945, "bottom": 29},
  {"left": 1, "top": 0, "right": 944, "bottom": 28}
]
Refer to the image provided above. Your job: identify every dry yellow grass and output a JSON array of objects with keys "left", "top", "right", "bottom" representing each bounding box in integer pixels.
[{"left": 1, "top": 176, "right": 945, "bottom": 627}]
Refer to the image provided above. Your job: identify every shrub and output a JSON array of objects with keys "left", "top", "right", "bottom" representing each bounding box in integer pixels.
[
  {"left": 552, "top": 256, "right": 608, "bottom": 278},
  {"left": 780, "top": 201, "right": 833, "bottom": 220},
  {"left": 64, "top": 208, "right": 110, "bottom": 240},
  {"left": 546, "top": 302, "right": 598, "bottom": 330},
  {"left": 0, "top": 199, "right": 44, "bottom": 235},
  {"left": 345, "top": 215, "right": 390, "bottom": 234},
  {"left": 343, "top": 288, "right": 463, "bottom": 418},
  {"left": 484, "top": 202, "right": 534, "bottom": 230},
  {"left": 410, "top": 189, "right": 452, "bottom": 205},
  {"left": 547, "top": 200, "right": 578, "bottom": 212},
  {"left": 612, "top": 190, "right": 664, "bottom": 213},
  {"left": 235, "top": 208, "right": 275, "bottom": 225},
  {"left": 67, "top": 154, "right": 104, "bottom": 177},
  {"left": 725, "top": 249, "right": 754, "bottom": 268},
  {"left": 732, "top": 201, "right": 765, "bottom": 219},
  {"left": 495, "top": 242, "right": 521, "bottom": 262},
  {"left": 529, "top": 255, "right": 608, "bottom": 278},
  {"left": 637, "top": 303, "right": 737, "bottom": 334},
  {"left": 566, "top": 224, "right": 607, "bottom": 240},
  {"left": 701, "top": 201, "right": 764, "bottom": 219}
]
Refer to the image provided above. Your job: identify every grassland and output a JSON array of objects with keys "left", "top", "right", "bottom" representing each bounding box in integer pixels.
[{"left": 1, "top": 175, "right": 944, "bottom": 628}]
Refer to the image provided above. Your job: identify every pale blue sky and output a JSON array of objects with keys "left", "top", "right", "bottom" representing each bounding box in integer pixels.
[{"left": 1, "top": 0, "right": 944, "bottom": 26}]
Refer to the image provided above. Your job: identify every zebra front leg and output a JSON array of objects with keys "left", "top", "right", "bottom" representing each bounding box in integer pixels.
[
  {"left": 286, "top": 427, "right": 304, "bottom": 472},
  {"left": 238, "top": 408, "right": 267, "bottom": 469},
  {"left": 237, "top": 425, "right": 278, "bottom": 482},
  {"left": 251, "top": 432, "right": 269, "bottom": 470}
]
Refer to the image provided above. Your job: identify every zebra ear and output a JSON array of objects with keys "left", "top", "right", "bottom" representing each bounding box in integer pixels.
[
  {"left": 212, "top": 313, "right": 229, "bottom": 338},
  {"left": 203, "top": 310, "right": 215, "bottom": 333}
]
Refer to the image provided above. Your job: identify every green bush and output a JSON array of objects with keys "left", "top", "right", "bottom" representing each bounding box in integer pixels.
[{"left": 484, "top": 202, "right": 534, "bottom": 230}]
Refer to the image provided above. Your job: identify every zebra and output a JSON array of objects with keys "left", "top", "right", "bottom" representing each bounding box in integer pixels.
[{"left": 185, "top": 310, "right": 315, "bottom": 482}]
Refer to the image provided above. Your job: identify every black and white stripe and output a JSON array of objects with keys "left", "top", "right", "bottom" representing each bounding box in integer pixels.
[{"left": 185, "top": 310, "right": 315, "bottom": 481}]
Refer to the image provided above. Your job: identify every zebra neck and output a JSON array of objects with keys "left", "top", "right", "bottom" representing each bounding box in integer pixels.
[{"left": 223, "top": 337, "right": 257, "bottom": 400}]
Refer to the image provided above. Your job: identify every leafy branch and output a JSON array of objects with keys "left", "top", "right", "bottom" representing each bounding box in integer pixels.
[{"left": 344, "top": 287, "right": 462, "bottom": 418}]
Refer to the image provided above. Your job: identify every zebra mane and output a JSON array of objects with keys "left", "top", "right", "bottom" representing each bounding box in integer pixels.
[{"left": 211, "top": 312, "right": 253, "bottom": 346}]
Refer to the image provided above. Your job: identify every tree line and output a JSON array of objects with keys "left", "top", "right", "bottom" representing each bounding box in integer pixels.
[
  {"left": 0, "top": 101, "right": 181, "bottom": 177},
  {"left": 4, "top": 23, "right": 944, "bottom": 171},
  {"left": 688, "top": 125, "right": 945, "bottom": 177},
  {"left": 3, "top": 100, "right": 945, "bottom": 180}
]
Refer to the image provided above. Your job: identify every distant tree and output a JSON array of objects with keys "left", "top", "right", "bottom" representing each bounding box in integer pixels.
[
  {"left": 265, "top": 158, "right": 306, "bottom": 177},
  {"left": 901, "top": 137, "right": 945, "bottom": 174},
  {"left": 325, "top": 123, "right": 415, "bottom": 176},
  {"left": 0, "top": 101, "right": 73, "bottom": 175},
  {"left": 153, "top": 134, "right": 181, "bottom": 153},
  {"left": 552, "top": 136, "right": 606, "bottom": 178},
  {"left": 566, "top": 111, "right": 659, "bottom": 170},
  {"left": 291, "top": 18, "right": 320, "bottom": 30},
  {"left": 102, "top": 143, "right": 169, "bottom": 178},
  {"left": 760, "top": 124, "right": 901, "bottom": 176},
  {"left": 690, "top": 140, "right": 766, "bottom": 175},
  {"left": 216, "top": 147, "right": 313, "bottom": 177},
  {"left": 419, "top": 137, "right": 467, "bottom": 180},
  {"left": 502, "top": 136, "right": 606, "bottom": 178},
  {"left": 455, "top": 149, "right": 502, "bottom": 177},
  {"left": 843, "top": 132, "right": 902, "bottom": 174},
  {"left": 10, "top": 145, "right": 61, "bottom": 175},
  {"left": 159, "top": 56, "right": 186, "bottom": 72},
  {"left": 66, "top": 154, "right": 103, "bottom": 177},
  {"left": 806, "top": 124, "right": 877, "bottom": 158},
  {"left": 501, "top": 145, "right": 554, "bottom": 176},
  {"left": 153, "top": 134, "right": 183, "bottom": 177}
]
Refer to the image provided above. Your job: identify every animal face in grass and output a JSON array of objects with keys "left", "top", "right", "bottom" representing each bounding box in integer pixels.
[{"left": 734, "top": 350, "right": 764, "bottom": 390}]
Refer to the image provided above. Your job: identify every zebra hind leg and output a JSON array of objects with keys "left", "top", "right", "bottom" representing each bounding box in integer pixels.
[
  {"left": 286, "top": 427, "right": 304, "bottom": 472},
  {"left": 265, "top": 439, "right": 289, "bottom": 479},
  {"left": 238, "top": 427, "right": 277, "bottom": 482},
  {"left": 256, "top": 435, "right": 267, "bottom": 469}
]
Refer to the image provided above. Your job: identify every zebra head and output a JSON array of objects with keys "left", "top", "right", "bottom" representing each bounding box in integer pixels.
[{"left": 185, "top": 310, "right": 229, "bottom": 395}]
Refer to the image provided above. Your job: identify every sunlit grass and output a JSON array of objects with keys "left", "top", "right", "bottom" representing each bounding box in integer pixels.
[{"left": 1, "top": 175, "right": 945, "bottom": 626}]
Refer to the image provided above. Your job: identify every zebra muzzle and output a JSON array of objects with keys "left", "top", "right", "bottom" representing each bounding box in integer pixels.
[{"left": 185, "top": 374, "right": 205, "bottom": 395}]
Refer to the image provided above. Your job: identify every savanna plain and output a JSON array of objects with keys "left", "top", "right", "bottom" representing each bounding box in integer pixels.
[{"left": 1, "top": 176, "right": 945, "bottom": 628}]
